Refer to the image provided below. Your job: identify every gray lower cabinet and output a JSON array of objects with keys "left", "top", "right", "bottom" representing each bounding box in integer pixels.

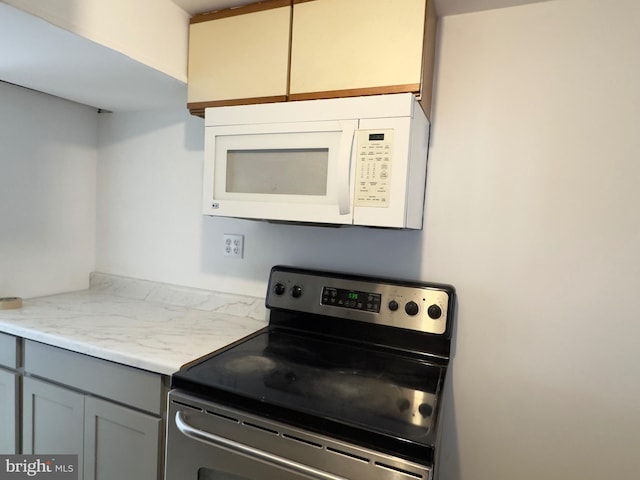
[
  {"left": 22, "top": 377, "right": 85, "bottom": 465},
  {"left": 0, "top": 368, "right": 18, "bottom": 453},
  {"left": 0, "top": 332, "right": 19, "bottom": 454},
  {"left": 22, "top": 340, "right": 165, "bottom": 480},
  {"left": 84, "top": 396, "right": 160, "bottom": 480},
  {"left": 23, "top": 377, "right": 160, "bottom": 480}
]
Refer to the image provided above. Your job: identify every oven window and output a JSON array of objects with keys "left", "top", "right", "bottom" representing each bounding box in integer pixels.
[
  {"left": 226, "top": 148, "right": 329, "bottom": 195},
  {"left": 198, "top": 468, "right": 251, "bottom": 480}
]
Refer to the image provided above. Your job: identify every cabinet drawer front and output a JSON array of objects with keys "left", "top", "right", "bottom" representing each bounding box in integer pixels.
[
  {"left": 24, "top": 341, "right": 164, "bottom": 415},
  {"left": 0, "top": 333, "right": 17, "bottom": 369}
]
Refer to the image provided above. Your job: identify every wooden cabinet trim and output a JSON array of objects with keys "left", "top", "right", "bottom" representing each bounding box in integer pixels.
[
  {"left": 419, "top": 0, "right": 437, "bottom": 118},
  {"left": 191, "top": 0, "right": 291, "bottom": 24},
  {"left": 189, "top": 85, "right": 421, "bottom": 116},
  {"left": 188, "top": 95, "right": 288, "bottom": 117},
  {"left": 289, "top": 84, "right": 421, "bottom": 102}
]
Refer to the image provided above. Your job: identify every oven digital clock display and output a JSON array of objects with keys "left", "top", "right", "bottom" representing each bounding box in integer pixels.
[{"left": 321, "top": 287, "right": 381, "bottom": 313}]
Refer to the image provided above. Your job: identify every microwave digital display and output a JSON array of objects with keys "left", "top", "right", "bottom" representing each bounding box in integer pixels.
[{"left": 368, "top": 133, "right": 385, "bottom": 141}]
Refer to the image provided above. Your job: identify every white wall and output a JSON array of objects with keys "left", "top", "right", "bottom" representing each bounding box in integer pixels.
[
  {"left": 428, "top": 1, "right": 640, "bottom": 478},
  {"left": 96, "top": 109, "right": 428, "bottom": 295},
  {"left": 95, "top": 0, "right": 640, "bottom": 478},
  {"left": 0, "top": 82, "right": 97, "bottom": 298},
  {"left": 3, "top": 0, "right": 189, "bottom": 82}
]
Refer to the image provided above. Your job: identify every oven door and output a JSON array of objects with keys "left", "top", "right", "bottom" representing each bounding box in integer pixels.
[
  {"left": 165, "top": 394, "right": 344, "bottom": 480},
  {"left": 165, "top": 391, "right": 432, "bottom": 480}
]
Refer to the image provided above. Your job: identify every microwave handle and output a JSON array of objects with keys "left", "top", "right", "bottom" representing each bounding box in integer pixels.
[{"left": 337, "top": 122, "right": 356, "bottom": 215}]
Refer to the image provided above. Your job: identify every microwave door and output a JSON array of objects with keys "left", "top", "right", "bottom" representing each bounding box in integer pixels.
[{"left": 203, "top": 121, "right": 357, "bottom": 225}]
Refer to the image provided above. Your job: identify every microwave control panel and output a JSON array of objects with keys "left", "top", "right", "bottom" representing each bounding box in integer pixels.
[{"left": 354, "top": 129, "right": 394, "bottom": 207}]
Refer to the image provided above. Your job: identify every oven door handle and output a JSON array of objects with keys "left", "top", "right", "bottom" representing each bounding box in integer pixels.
[{"left": 175, "top": 411, "right": 348, "bottom": 480}]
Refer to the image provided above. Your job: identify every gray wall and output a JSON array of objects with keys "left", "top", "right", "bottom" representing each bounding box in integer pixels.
[
  {"left": 428, "top": 1, "right": 640, "bottom": 477},
  {"left": 0, "top": 82, "right": 97, "bottom": 298}
]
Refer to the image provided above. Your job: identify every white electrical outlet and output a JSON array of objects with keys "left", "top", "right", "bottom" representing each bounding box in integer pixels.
[{"left": 223, "top": 234, "right": 244, "bottom": 259}]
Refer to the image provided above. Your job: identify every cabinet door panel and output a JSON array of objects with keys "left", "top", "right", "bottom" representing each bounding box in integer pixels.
[
  {"left": 188, "top": 2, "right": 291, "bottom": 106},
  {"left": 84, "top": 396, "right": 161, "bottom": 480},
  {"left": 290, "top": 0, "right": 426, "bottom": 96},
  {"left": 22, "top": 377, "right": 84, "bottom": 472},
  {"left": 0, "top": 368, "right": 18, "bottom": 453}
]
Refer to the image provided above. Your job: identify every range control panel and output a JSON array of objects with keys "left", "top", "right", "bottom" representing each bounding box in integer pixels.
[
  {"left": 321, "top": 287, "right": 382, "bottom": 313},
  {"left": 266, "top": 266, "right": 454, "bottom": 335}
]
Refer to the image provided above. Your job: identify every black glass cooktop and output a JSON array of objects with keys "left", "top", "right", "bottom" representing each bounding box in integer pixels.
[{"left": 172, "top": 328, "right": 445, "bottom": 448}]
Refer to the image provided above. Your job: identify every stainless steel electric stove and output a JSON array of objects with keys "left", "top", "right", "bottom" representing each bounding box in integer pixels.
[{"left": 166, "top": 265, "right": 456, "bottom": 480}]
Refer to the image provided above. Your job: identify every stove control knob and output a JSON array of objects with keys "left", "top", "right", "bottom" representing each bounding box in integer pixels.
[
  {"left": 388, "top": 300, "right": 399, "bottom": 311},
  {"left": 273, "top": 282, "right": 286, "bottom": 296},
  {"left": 405, "top": 301, "right": 419, "bottom": 316},
  {"left": 291, "top": 285, "right": 303, "bottom": 298},
  {"left": 428, "top": 304, "right": 442, "bottom": 319}
]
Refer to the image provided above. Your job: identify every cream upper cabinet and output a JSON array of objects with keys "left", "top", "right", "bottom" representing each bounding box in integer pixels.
[
  {"left": 290, "top": 0, "right": 430, "bottom": 99},
  {"left": 187, "top": 0, "right": 291, "bottom": 117},
  {"left": 187, "top": 0, "right": 437, "bottom": 118}
]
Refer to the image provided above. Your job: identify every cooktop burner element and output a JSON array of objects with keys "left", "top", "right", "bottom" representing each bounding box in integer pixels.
[
  {"left": 223, "top": 354, "right": 278, "bottom": 374},
  {"left": 169, "top": 266, "right": 456, "bottom": 480}
]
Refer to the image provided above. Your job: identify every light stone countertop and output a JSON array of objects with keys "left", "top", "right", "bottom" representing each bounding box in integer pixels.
[{"left": 0, "top": 273, "right": 268, "bottom": 375}]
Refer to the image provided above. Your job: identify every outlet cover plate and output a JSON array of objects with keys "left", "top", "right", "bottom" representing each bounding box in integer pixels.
[{"left": 223, "top": 234, "right": 244, "bottom": 258}]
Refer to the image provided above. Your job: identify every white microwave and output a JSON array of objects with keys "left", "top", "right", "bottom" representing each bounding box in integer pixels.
[{"left": 202, "top": 93, "right": 430, "bottom": 229}]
